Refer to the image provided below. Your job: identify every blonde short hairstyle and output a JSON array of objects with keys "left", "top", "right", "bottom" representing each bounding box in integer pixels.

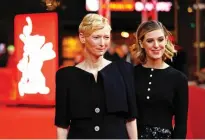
[
  {"left": 130, "top": 20, "right": 176, "bottom": 64},
  {"left": 79, "top": 13, "right": 111, "bottom": 37}
]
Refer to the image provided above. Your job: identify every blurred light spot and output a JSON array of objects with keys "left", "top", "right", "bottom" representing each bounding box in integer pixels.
[
  {"left": 188, "top": 6, "right": 193, "bottom": 13},
  {"left": 121, "top": 31, "right": 129, "bottom": 38}
]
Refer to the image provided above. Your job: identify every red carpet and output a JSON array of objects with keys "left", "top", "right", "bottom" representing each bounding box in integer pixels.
[
  {"left": 188, "top": 85, "right": 205, "bottom": 139},
  {"left": 0, "top": 106, "right": 56, "bottom": 139},
  {"left": 0, "top": 85, "right": 204, "bottom": 139}
]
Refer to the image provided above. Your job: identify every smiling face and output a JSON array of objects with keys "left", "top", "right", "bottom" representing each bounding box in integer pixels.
[{"left": 141, "top": 29, "right": 167, "bottom": 61}]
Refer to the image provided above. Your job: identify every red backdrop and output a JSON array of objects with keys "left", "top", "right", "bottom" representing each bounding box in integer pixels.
[{"left": 12, "top": 12, "right": 58, "bottom": 105}]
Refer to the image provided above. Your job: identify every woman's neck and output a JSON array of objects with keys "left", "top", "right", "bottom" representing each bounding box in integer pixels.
[
  {"left": 143, "top": 58, "right": 167, "bottom": 69},
  {"left": 83, "top": 54, "right": 105, "bottom": 71}
]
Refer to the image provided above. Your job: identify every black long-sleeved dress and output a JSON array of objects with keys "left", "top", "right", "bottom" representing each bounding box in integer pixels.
[
  {"left": 134, "top": 64, "right": 188, "bottom": 139},
  {"left": 55, "top": 60, "right": 138, "bottom": 139}
]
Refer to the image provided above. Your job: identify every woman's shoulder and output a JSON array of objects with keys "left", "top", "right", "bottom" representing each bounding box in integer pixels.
[
  {"left": 112, "top": 60, "right": 135, "bottom": 74},
  {"left": 115, "top": 60, "right": 134, "bottom": 68},
  {"left": 56, "top": 66, "right": 78, "bottom": 77},
  {"left": 167, "top": 66, "right": 188, "bottom": 81},
  {"left": 134, "top": 64, "right": 143, "bottom": 71}
]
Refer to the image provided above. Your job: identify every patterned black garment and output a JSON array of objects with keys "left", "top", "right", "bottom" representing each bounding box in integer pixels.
[{"left": 138, "top": 124, "right": 172, "bottom": 139}]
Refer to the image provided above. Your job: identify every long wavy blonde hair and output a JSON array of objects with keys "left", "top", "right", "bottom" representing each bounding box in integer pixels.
[
  {"left": 130, "top": 20, "right": 176, "bottom": 64},
  {"left": 79, "top": 13, "right": 111, "bottom": 37}
]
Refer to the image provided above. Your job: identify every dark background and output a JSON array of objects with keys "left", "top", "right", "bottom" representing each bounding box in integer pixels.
[
  {"left": 0, "top": 0, "right": 204, "bottom": 79},
  {"left": 0, "top": 0, "right": 176, "bottom": 43}
]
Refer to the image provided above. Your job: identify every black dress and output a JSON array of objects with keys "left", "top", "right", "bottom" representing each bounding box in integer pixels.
[
  {"left": 134, "top": 64, "right": 188, "bottom": 139},
  {"left": 55, "top": 60, "right": 138, "bottom": 139}
]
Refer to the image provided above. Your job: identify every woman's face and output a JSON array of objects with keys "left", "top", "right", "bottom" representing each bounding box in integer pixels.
[
  {"left": 84, "top": 26, "right": 111, "bottom": 58},
  {"left": 141, "top": 29, "right": 166, "bottom": 61}
]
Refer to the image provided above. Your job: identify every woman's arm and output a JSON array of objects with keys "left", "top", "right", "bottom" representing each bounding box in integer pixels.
[
  {"left": 118, "top": 62, "right": 138, "bottom": 139},
  {"left": 57, "top": 127, "right": 69, "bottom": 139},
  {"left": 126, "top": 118, "right": 138, "bottom": 139},
  {"left": 55, "top": 69, "right": 70, "bottom": 139},
  {"left": 173, "top": 73, "right": 188, "bottom": 138}
]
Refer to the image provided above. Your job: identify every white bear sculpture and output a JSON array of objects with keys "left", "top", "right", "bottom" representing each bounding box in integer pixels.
[{"left": 17, "top": 17, "right": 56, "bottom": 96}]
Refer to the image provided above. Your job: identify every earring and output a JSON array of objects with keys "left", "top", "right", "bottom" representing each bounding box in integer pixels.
[
  {"left": 138, "top": 41, "right": 143, "bottom": 49},
  {"left": 139, "top": 43, "right": 143, "bottom": 49}
]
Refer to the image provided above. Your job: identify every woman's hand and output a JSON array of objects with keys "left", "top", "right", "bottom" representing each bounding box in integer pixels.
[
  {"left": 56, "top": 127, "right": 68, "bottom": 139},
  {"left": 126, "top": 118, "right": 138, "bottom": 139}
]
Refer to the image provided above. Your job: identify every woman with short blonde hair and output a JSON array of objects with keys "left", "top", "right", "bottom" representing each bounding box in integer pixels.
[{"left": 55, "top": 13, "right": 138, "bottom": 139}]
